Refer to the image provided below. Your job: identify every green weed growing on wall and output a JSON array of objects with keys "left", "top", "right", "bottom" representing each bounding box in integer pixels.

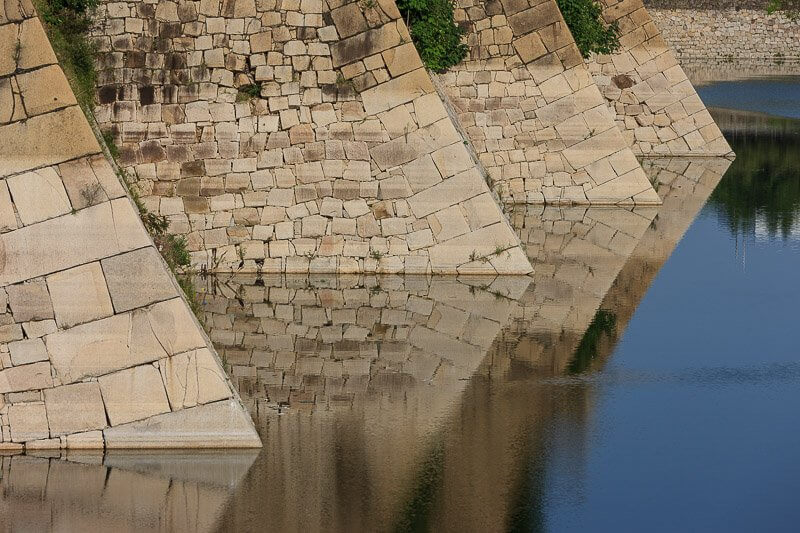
[
  {"left": 397, "top": 0, "right": 468, "bottom": 72},
  {"left": 556, "top": 0, "right": 620, "bottom": 58},
  {"left": 35, "top": 0, "right": 99, "bottom": 109}
]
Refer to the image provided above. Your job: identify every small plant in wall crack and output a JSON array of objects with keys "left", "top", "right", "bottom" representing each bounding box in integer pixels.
[
  {"left": 236, "top": 83, "right": 262, "bottom": 102},
  {"left": 370, "top": 249, "right": 384, "bottom": 260},
  {"left": 79, "top": 182, "right": 103, "bottom": 206}
]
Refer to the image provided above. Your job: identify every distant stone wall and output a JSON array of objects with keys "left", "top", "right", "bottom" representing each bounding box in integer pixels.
[
  {"left": 645, "top": 0, "right": 800, "bottom": 60},
  {"left": 585, "top": 0, "right": 733, "bottom": 156}
]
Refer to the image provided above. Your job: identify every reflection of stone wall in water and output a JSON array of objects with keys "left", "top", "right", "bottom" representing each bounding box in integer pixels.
[
  {"left": 585, "top": 0, "right": 733, "bottom": 157},
  {"left": 0, "top": 0, "right": 258, "bottom": 450},
  {"left": 415, "top": 157, "right": 733, "bottom": 532},
  {"left": 209, "top": 157, "right": 733, "bottom": 531},
  {"left": 0, "top": 452, "right": 256, "bottom": 531},
  {"left": 197, "top": 274, "right": 530, "bottom": 417},
  {"left": 497, "top": 204, "right": 655, "bottom": 372},
  {"left": 439, "top": 0, "right": 660, "bottom": 205},
  {"left": 90, "top": 0, "right": 531, "bottom": 274}
]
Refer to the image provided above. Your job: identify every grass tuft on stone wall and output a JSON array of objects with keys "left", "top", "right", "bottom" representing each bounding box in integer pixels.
[
  {"left": 556, "top": 0, "right": 620, "bottom": 58},
  {"left": 397, "top": 0, "right": 468, "bottom": 72}
]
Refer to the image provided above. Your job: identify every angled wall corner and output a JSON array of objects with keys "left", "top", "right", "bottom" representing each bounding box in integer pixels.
[
  {"left": 585, "top": 0, "right": 734, "bottom": 157},
  {"left": 90, "top": 0, "right": 532, "bottom": 274},
  {"left": 0, "top": 2, "right": 260, "bottom": 449},
  {"left": 438, "top": 0, "right": 660, "bottom": 206}
]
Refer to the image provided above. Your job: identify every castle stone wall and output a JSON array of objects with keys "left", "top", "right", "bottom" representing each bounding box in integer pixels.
[
  {"left": 0, "top": 0, "right": 260, "bottom": 449},
  {"left": 91, "top": 0, "right": 532, "bottom": 274}
]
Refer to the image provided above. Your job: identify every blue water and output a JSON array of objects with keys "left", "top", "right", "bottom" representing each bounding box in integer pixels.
[
  {"left": 697, "top": 77, "right": 800, "bottom": 119},
  {"left": 542, "top": 209, "right": 800, "bottom": 532}
]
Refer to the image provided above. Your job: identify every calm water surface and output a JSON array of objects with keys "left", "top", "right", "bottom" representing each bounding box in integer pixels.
[{"left": 2, "top": 77, "right": 799, "bottom": 533}]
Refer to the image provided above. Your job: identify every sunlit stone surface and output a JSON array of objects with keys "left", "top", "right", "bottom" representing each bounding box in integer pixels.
[{"left": 0, "top": 0, "right": 259, "bottom": 450}]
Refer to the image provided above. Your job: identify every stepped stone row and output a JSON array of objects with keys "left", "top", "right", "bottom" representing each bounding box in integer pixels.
[
  {"left": 0, "top": 0, "right": 259, "bottom": 449},
  {"left": 91, "top": 0, "right": 531, "bottom": 274},
  {"left": 444, "top": 0, "right": 660, "bottom": 205},
  {"left": 585, "top": 0, "right": 733, "bottom": 156}
]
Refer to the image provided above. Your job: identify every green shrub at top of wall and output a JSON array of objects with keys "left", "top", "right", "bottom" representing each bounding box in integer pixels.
[
  {"left": 397, "top": 0, "right": 468, "bottom": 72},
  {"left": 556, "top": 0, "right": 621, "bottom": 58}
]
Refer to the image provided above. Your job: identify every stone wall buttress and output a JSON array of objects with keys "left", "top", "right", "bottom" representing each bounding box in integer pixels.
[{"left": 0, "top": 0, "right": 261, "bottom": 449}]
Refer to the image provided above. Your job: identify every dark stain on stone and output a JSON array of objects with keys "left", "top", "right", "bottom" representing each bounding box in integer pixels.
[
  {"left": 140, "top": 140, "right": 166, "bottom": 163},
  {"left": 98, "top": 86, "right": 117, "bottom": 104},
  {"left": 181, "top": 161, "right": 205, "bottom": 177},
  {"left": 137, "top": 3, "right": 155, "bottom": 17},
  {"left": 140, "top": 86, "right": 155, "bottom": 105},
  {"left": 125, "top": 51, "right": 145, "bottom": 68},
  {"left": 613, "top": 74, "right": 635, "bottom": 89},
  {"left": 165, "top": 53, "right": 187, "bottom": 70},
  {"left": 161, "top": 22, "right": 182, "bottom": 39},
  {"left": 162, "top": 85, "right": 179, "bottom": 103}
]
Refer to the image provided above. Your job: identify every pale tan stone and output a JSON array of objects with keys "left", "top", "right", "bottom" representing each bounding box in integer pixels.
[
  {"left": 43, "top": 382, "right": 107, "bottom": 437},
  {"left": 0, "top": 106, "right": 98, "bottom": 177},
  {"left": 8, "top": 402, "right": 49, "bottom": 442},
  {"left": 160, "top": 348, "right": 231, "bottom": 410},
  {"left": 99, "top": 364, "right": 171, "bottom": 426},
  {"left": 431, "top": 143, "right": 474, "bottom": 178},
  {"left": 102, "top": 247, "right": 178, "bottom": 313},
  {"left": 17, "top": 18, "right": 58, "bottom": 71},
  {"left": 6, "top": 166, "right": 72, "bottom": 225},
  {"left": 0, "top": 199, "right": 150, "bottom": 286},
  {"left": 8, "top": 338, "right": 48, "bottom": 366},
  {"left": 16, "top": 65, "right": 76, "bottom": 117},
  {"left": 361, "top": 68, "right": 434, "bottom": 116},
  {"left": 0, "top": 180, "right": 17, "bottom": 231},
  {"left": 45, "top": 298, "right": 205, "bottom": 384},
  {"left": 408, "top": 168, "right": 489, "bottom": 218},
  {"left": 0, "top": 361, "right": 52, "bottom": 393},
  {"left": 104, "top": 399, "right": 262, "bottom": 448},
  {"left": 381, "top": 43, "right": 423, "bottom": 77},
  {"left": 46, "top": 262, "right": 114, "bottom": 328},
  {"left": 65, "top": 430, "right": 105, "bottom": 449},
  {"left": 7, "top": 280, "right": 53, "bottom": 322}
]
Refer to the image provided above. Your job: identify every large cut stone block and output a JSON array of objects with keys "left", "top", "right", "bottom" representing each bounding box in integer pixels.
[
  {"left": 104, "top": 400, "right": 262, "bottom": 448},
  {"left": 99, "top": 364, "right": 171, "bottom": 426},
  {"left": 8, "top": 403, "right": 49, "bottom": 442},
  {"left": 46, "top": 262, "right": 114, "bottom": 328},
  {"left": 101, "top": 247, "right": 178, "bottom": 313},
  {"left": 0, "top": 106, "right": 98, "bottom": 177},
  {"left": 160, "top": 348, "right": 232, "bottom": 410},
  {"left": 45, "top": 298, "right": 206, "bottom": 384},
  {"left": 0, "top": 199, "right": 150, "bottom": 286},
  {"left": 44, "top": 382, "right": 107, "bottom": 437}
]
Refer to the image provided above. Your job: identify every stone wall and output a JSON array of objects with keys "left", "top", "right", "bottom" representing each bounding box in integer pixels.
[
  {"left": 439, "top": 0, "right": 660, "bottom": 206},
  {"left": 91, "top": 0, "right": 532, "bottom": 274},
  {"left": 0, "top": 0, "right": 259, "bottom": 449},
  {"left": 585, "top": 0, "right": 733, "bottom": 156},
  {"left": 644, "top": 0, "right": 800, "bottom": 60}
]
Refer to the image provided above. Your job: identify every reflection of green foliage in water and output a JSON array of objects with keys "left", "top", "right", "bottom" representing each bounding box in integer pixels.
[
  {"left": 708, "top": 130, "right": 800, "bottom": 240},
  {"left": 567, "top": 309, "right": 617, "bottom": 374},
  {"left": 392, "top": 439, "right": 444, "bottom": 533}
]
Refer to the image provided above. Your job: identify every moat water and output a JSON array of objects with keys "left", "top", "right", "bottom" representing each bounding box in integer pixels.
[{"left": 2, "top": 77, "right": 799, "bottom": 532}]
